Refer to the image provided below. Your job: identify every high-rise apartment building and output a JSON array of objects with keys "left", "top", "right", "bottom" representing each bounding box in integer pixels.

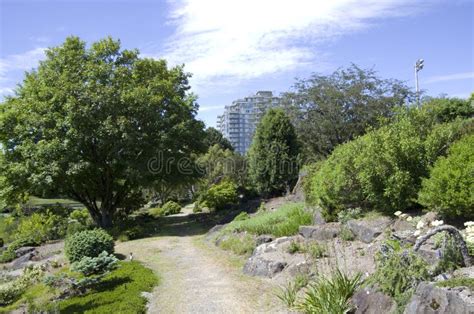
[{"left": 217, "top": 91, "right": 281, "bottom": 155}]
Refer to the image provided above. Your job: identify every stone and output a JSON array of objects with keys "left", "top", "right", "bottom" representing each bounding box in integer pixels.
[
  {"left": 243, "top": 257, "right": 287, "bottom": 277},
  {"left": 404, "top": 282, "right": 474, "bottom": 314},
  {"left": 453, "top": 266, "right": 474, "bottom": 279},
  {"left": 15, "top": 246, "right": 36, "bottom": 258},
  {"left": 299, "top": 223, "right": 341, "bottom": 240},
  {"left": 347, "top": 217, "right": 392, "bottom": 243},
  {"left": 10, "top": 252, "right": 36, "bottom": 270},
  {"left": 287, "top": 261, "right": 312, "bottom": 277},
  {"left": 312, "top": 208, "right": 326, "bottom": 225},
  {"left": 417, "top": 244, "right": 442, "bottom": 265},
  {"left": 255, "top": 235, "right": 274, "bottom": 246},
  {"left": 351, "top": 287, "right": 397, "bottom": 314}
]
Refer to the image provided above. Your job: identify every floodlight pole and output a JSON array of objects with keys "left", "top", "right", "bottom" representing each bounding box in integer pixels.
[{"left": 414, "top": 59, "right": 424, "bottom": 108}]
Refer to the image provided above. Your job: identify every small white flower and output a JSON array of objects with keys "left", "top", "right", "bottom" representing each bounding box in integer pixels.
[
  {"left": 400, "top": 213, "right": 408, "bottom": 219},
  {"left": 414, "top": 230, "right": 421, "bottom": 237},
  {"left": 416, "top": 221, "right": 425, "bottom": 230},
  {"left": 464, "top": 221, "right": 474, "bottom": 227},
  {"left": 394, "top": 211, "right": 402, "bottom": 217},
  {"left": 406, "top": 216, "right": 413, "bottom": 222},
  {"left": 431, "top": 220, "right": 444, "bottom": 227}
]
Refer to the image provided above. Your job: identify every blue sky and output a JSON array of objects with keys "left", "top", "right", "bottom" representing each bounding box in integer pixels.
[{"left": 1, "top": 0, "right": 473, "bottom": 127}]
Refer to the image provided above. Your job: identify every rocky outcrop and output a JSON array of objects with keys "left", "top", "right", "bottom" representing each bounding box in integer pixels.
[
  {"left": 15, "top": 246, "right": 36, "bottom": 258},
  {"left": 351, "top": 287, "right": 397, "bottom": 314},
  {"left": 453, "top": 266, "right": 474, "bottom": 279},
  {"left": 404, "top": 282, "right": 474, "bottom": 314},
  {"left": 347, "top": 217, "right": 392, "bottom": 243},
  {"left": 243, "top": 236, "right": 307, "bottom": 278},
  {"left": 299, "top": 223, "right": 341, "bottom": 240},
  {"left": 255, "top": 235, "right": 274, "bottom": 246}
]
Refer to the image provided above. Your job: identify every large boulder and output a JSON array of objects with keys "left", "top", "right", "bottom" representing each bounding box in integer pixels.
[
  {"left": 453, "top": 266, "right": 474, "bottom": 279},
  {"left": 404, "top": 282, "right": 474, "bottom": 314},
  {"left": 299, "top": 223, "right": 341, "bottom": 240},
  {"left": 347, "top": 217, "right": 392, "bottom": 243},
  {"left": 351, "top": 287, "right": 397, "bottom": 314},
  {"left": 15, "top": 246, "right": 36, "bottom": 258},
  {"left": 243, "top": 257, "right": 287, "bottom": 278}
]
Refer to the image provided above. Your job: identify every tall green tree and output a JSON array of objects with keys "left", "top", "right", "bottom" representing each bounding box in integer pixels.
[
  {"left": 248, "top": 109, "right": 300, "bottom": 196},
  {"left": 0, "top": 37, "right": 206, "bottom": 227},
  {"left": 282, "top": 64, "right": 413, "bottom": 160},
  {"left": 203, "top": 127, "right": 233, "bottom": 151}
]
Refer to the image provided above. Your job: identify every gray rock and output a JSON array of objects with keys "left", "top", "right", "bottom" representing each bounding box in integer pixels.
[
  {"left": 299, "top": 223, "right": 341, "bottom": 240},
  {"left": 453, "top": 266, "right": 474, "bottom": 279},
  {"left": 243, "top": 257, "right": 287, "bottom": 277},
  {"left": 352, "top": 287, "right": 397, "bottom": 314},
  {"left": 15, "top": 246, "right": 36, "bottom": 257},
  {"left": 404, "top": 282, "right": 474, "bottom": 314},
  {"left": 10, "top": 252, "right": 36, "bottom": 270},
  {"left": 255, "top": 235, "right": 274, "bottom": 246},
  {"left": 312, "top": 208, "right": 326, "bottom": 225},
  {"left": 287, "top": 261, "right": 312, "bottom": 277},
  {"left": 347, "top": 217, "right": 392, "bottom": 243},
  {"left": 417, "top": 244, "right": 442, "bottom": 265}
]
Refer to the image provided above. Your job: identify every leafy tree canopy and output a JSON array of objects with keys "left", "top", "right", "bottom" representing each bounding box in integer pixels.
[
  {"left": 203, "top": 127, "right": 233, "bottom": 151},
  {"left": 281, "top": 64, "right": 413, "bottom": 161},
  {"left": 0, "top": 36, "right": 206, "bottom": 227},
  {"left": 248, "top": 109, "right": 300, "bottom": 196}
]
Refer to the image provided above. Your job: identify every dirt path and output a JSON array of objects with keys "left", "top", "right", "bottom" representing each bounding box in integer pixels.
[{"left": 116, "top": 215, "right": 286, "bottom": 314}]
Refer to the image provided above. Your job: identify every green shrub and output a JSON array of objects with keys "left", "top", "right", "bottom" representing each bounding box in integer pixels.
[
  {"left": 199, "top": 180, "right": 238, "bottom": 211},
  {"left": 71, "top": 251, "right": 119, "bottom": 276},
  {"left": 58, "top": 261, "right": 158, "bottom": 313},
  {"left": 368, "top": 241, "right": 430, "bottom": 309},
  {"left": 298, "top": 270, "right": 362, "bottom": 313},
  {"left": 161, "top": 201, "right": 181, "bottom": 215},
  {"left": 225, "top": 203, "right": 311, "bottom": 237},
  {"left": 306, "top": 107, "right": 472, "bottom": 219},
  {"left": 0, "top": 265, "right": 43, "bottom": 306},
  {"left": 15, "top": 211, "right": 66, "bottom": 244},
  {"left": 340, "top": 227, "right": 355, "bottom": 241},
  {"left": 218, "top": 234, "right": 256, "bottom": 256},
  {"left": 277, "top": 274, "right": 309, "bottom": 309},
  {"left": 69, "top": 208, "right": 93, "bottom": 226},
  {"left": 436, "top": 278, "right": 474, "bottom": 290},
  {"left": 65, "top": 229, "right": 114, "bottom": 263},
  {"left": 337, "top": 208, "right": 362, "bottom": 224},
  {"left": 418, "top": 135, "right": 474, "bottom": 219},
  {"left": 149, "top": 207, "right": 164, "bottom": 218}
]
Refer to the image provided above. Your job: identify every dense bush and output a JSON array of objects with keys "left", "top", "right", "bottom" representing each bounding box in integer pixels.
[
  {"left": 15, "top": 211, "right": 66, "bottom": 244},
  {"left": 71, "top": 251, "right": 119, "bottom": 276},
  {"left": 199, "top": 180, "right": 238, "bottom": 211},
  {"left": 161, "top": 201, "right": 181, "bottom": 215},
  {"left": 65, "top": 229, "right": 114, "bottom": 263},
  {"left": 368, "top": 240, "right": 430, "bottom": 309},
  {"left": 418, "top": 135, "right": 474, "bottom": 219},
  {"left": 306, "top": 106, "right": 472, "bottom": 219},
  {"left": 0, "top": 265, "right": 43, "bottom": 305},
  {"left": 225, "top": 203, "right": 312, "bottom": 237}
]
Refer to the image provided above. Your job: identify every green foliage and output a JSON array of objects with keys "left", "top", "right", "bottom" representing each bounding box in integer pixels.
[
  {"left": 69, "top": 208, "right": 93, "bottom": 226},
  {"left": 0, "top": 265, "right": 44, "bottom": 306},
  {"left": 203, "top": 127, "right": 234, "bottom": 151},
  {"left": 433, "top": 234, "right": 464, "bottom": 275},
  {"left": 0, "top": 238, "right": 37, "bottom": 263},
  {"left": 418, "top": 135, "right": 474, "bottom": 219},
  {"left": 306, "top": 106, "right": 472, "bottom": 218},
  {"left": 65, "top": 229, "right": 114, "bottom": 263},
  {"left": 0, "top": 36, "right": 206, "bottom": 228},
  {"left": 369, "top": 241, "right": 430, "bottom": 309},
  {"left": 248, "top": 109, "right": 300, "bottom": 196},
  {"left": 224, "top": 203, "right": 311, "bottom": 237},
  {"left": 199, "top": 180, "right": 238, "bottom": 211},
  {"left": 233, "top": 212, "right": 250, "bottom": 221},
  {"left": 71, "top": 251, "right": 119, "bottom": 276},
  {"left": 161, "top": 201, "right": 181, "bottom": 215},
  {"left": 282, "top": 65, "right": 413, "bottom": 160},
  {"left": 218, "top": 234, "right": 256, "bottom": 256},
  {"left": 0, "top": 215, "right": 19, "bottom": 244},
  {"left": 15, "top": 211, "right": 66, "bottom": 244},
  {"left": 277, "top": 274, "right": 309, "bottom": 308},
  {"left": 58, "top": 261, "right": 158, "bottom": 314},
  {"left": 340, "top": 227, "right": 355, "bottom": 241},
  {"left": 423, "top": 97, "right": 473, "bottom": 123},
  {"left": 436, "top": 278, "right": 474, "bottom": 290},
  {"left": 298, "top": 270, "right": 362, "bottom": 314},
  {"left": 337, "top": 208, "right": 362, "bottom": 224},
  {"left": 305, "top": 242, "right": 327, "bottom": 259}
]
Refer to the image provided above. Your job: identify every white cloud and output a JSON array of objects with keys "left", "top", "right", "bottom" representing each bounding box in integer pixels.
[
  {"left": 197, "top": 104, "right": 225, "bottom": 112},
  {"left": 157, "top": 0, "right": 429, "bottom": 90},
  {"left": 0, "top": 47, "right": 46, "bottom": 97},
  {"left": 425, "top": 72, "right": 474, "bottom": 84}
]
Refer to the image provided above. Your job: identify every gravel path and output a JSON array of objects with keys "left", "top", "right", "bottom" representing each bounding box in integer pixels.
[{"left": 116, "top": 218, "right": 285, "bottom": 314}]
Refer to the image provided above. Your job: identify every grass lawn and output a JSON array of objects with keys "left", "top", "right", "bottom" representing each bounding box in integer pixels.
[
  {"left": 28, "top": 196, "right": 84, "bottom": 208},
  {"left": 58, "top": 261, "right": 158, "bottom": 314},
  {"left": 224, "top": 202, "right": 312, "bottom": 237}
]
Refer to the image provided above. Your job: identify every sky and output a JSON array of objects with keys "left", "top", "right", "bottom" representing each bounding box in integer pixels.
[{"left": 1, "top": 0, "right": 473, "bottom": 127}]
